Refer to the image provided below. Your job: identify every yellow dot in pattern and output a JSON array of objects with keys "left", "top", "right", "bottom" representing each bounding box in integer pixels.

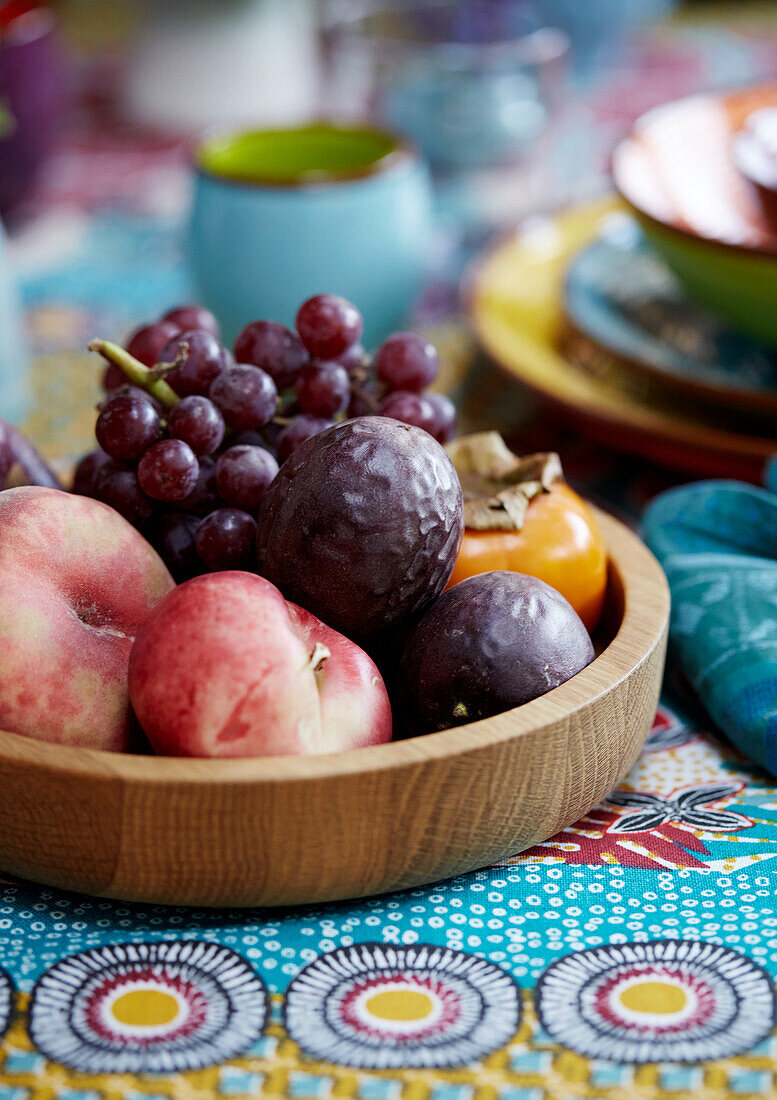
[
  {"left": 112, "top": 989, "right": 180, "bottom": 1027},
  {"left": 365, "top": 990, "right": 433, "bottom": 1021},
  {"left": 619, "top": 981, "right": 687, "bottom": 1015}
]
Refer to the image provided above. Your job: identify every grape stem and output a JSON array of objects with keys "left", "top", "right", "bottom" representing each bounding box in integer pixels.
[
  {"left": 88, "top": 339, "right": 180, "bottom": 407},
  {"left": 349, "top": 381, "right": 379, "bottom": 412}
]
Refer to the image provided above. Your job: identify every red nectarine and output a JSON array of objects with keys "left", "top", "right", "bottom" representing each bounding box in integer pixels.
[
  {"left": 128, "top": 572, "right": 393, "bottom": 757},
  {"left": 0, "top": 487, "right": 174, "bottom": 750}
]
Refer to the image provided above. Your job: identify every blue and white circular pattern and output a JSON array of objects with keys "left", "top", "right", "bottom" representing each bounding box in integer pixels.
[
  {"left": 284, "top": 942, "right": 521, "bottom": 1069},
  {"left": 29, "top": 940, "right": 268, "bottom": 1074},
  {"left": 0, "top": 967, "right": 13, "bottom": 1044},
  {"left": 535, "top": 939, "right": 777, "bottom": 1063}
]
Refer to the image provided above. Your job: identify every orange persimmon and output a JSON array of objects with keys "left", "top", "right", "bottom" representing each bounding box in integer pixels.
[{"left": 446, "top": 480, "right": 608, "bottom": 632}]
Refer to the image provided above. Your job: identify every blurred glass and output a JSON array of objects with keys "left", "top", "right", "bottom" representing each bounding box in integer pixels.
[
  {"left": 322, "top": 0, "right": 568, "bottom": 236},
  {"left": 121, "top": 0, "right": 319, "bottom": 133},
  {"left": 530, "top": 0, "right": 680, "bottom": 84},
  {"left": 0, "top": 2, "right": 65, "bottom": 221},
  {"left": 323, "top": 1, "right": 568, "bottom": 174}
]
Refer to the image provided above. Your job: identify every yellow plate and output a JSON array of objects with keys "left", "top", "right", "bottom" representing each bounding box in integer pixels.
[{"left": 465, "top": 198, "right": 776, "bottom": 480}]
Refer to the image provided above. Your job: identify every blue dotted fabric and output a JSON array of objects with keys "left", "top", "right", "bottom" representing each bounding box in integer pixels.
[
  {"left": 11, "top": 192, "right": 777, "bottom": 1092},
  {"left": 0, "top": 695, "right": 776, "bottom": 998}
]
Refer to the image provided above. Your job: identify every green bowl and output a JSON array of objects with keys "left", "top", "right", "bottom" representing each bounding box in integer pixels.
[
  {"left": 611, "top": 83, "right": 777, "bottom": 348},
  {"left": 635, "top": 212, "right": 777, "bottom": 349}
]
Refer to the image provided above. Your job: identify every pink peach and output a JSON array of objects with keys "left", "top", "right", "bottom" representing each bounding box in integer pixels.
[
  {"left": 128, "top": 571, "right": 393, "bottom": 757},
  {"left": 0, "top": 486, "right": 174, "bottom": 750}
]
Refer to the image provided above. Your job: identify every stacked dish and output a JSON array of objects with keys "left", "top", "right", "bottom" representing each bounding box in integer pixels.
[{"left": 468, "top": 84, "right": 777, "bottom": 479}]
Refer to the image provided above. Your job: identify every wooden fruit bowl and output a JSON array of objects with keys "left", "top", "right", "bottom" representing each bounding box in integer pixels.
[{"left": 0, "top": 508, "right": 668, "bottom": 908}]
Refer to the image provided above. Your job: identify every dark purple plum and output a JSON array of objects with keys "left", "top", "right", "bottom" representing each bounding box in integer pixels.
[
  {"left": 397, "top": 571, "right": 595, "bottom": 735},
  {"left": 256, "top": 416, "right": 463, "bottom": 640}
]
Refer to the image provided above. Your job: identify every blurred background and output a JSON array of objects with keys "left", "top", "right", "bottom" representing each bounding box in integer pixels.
[{"left": 2, "top": 0, "right": 777, "bottom": 507}]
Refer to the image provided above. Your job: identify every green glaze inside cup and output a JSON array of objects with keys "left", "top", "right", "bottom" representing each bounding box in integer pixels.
[{"left": 197, "top": 123, "right": 406, "bottom": 186}]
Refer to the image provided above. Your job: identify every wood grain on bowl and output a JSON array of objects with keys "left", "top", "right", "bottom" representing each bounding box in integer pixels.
[{"left": 0, "top": 509, "right": 668, "bottom": 907}]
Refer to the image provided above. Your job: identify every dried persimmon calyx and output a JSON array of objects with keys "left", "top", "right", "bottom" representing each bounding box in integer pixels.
[{"left": 445, "top": 431, "right": 562, "bottom": 532}]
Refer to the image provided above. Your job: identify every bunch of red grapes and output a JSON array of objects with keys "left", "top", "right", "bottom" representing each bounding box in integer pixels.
[{"left": 76, "top": 294, "right": 456, "bottom": 580}]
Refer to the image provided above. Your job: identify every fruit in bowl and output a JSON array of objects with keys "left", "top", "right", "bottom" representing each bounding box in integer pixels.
[
  {"left": 129, "top": 571, "right": 392, "bottom": 758},
  {"left": 0, "top": 287, "right": 674, "bottom": 907},
  {"left": 256, "top": 417, "right": 464, "bottom": 641},
  {"left": 81, "top": 294, "right": 455, "bottom": 583},
  {"left": 397, "top": 571, "right": 595, "bottom": 735},
  {"left": 0, "top": 486, "right": 173, "bottom": 751},
  {"left": 444, "top": 433, "right": 608, "bottom": 632},
  {"left": 0, "top": 294, "right": 609, "bottom": 763}
]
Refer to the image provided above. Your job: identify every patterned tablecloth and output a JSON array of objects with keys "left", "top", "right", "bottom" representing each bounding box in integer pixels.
[
  {"left": 2, "top": 700, "right": 777, "bottom": 1100},
  {"left": 5, "top": 9, "right": 777, "bottom": 1099}
]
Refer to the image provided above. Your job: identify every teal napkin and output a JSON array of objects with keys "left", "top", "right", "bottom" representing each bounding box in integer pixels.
[{"left": 643, "top": 480, "right": 777, "bottom": 777}]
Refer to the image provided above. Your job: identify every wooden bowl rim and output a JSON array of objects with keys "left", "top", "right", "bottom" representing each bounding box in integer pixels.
[{"left": 0, "top": 507, "right": 668, "bottom": 785}]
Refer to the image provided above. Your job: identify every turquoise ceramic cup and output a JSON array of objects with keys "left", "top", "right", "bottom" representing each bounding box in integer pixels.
[{"left": 190, "top": 123, "right": 432, "bottom": 347}]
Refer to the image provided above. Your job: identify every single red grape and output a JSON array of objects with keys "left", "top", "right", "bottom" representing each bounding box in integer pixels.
[
  {"left": 99, "top": 383, "right": 163, "bottom": 415},
  {"left": 72, "top": 449, "right": 109, "bottom": 496},
  {"left": 175, "top": 455, "right": 220, "bottom": 516},
  {"left": 377, "top": 391, "right": 437, "bottom": 434},
  {"left": 94, "top": 460, "right": 155, "bottom": 528},
  {"left": 162, "top": 304, "right": 219, "bottom": 337},
  {"left": 425, "top": 392, "right": 456, "bottom": 443},
  {"left": 260, "top": 421, "right": 284, "bottom": 456},
  {"left": 138, "top": 439, "right": 199, "bottom": 502},
  {"left": 209, "top": 363, "right": 278, "bottom": 431},
  {"left": 126, "top": 319, "right": 181, "bottom": 367},
  {"left": 215, "top": 445, "right": 279, "bottom": 512},
  {"left": 167, "top": 395, "right": 225, "bottom": 456},
  {"left": 295, "top": 294, "right": 363, "bottom": 359},
  {"left": 195, "top": 507, "right": 257, "bottom": 570},
  {"left": 160, "top": 329, "right": 230, "bottom": 397},
  {"left": 337, "top": 342, "right": 367, "bottom": 372},
  {"left": 102, "top": 363, "right": 126, "bottom": 392},
  {"left": 277, "top": 414, "right": 334, "bottom": 462},
  {"left": 233, "top": 320, "right": 309, "bottom": 390},
  {"left": 294, "top": 359, "right": 350, "bottom": 418},
  {"left": 95, "top": 392, "right": 161, "bottom": 460},
  {"left": 374, "top": 332, "right": 439, "bottom": 393},
  {"left": 231, "top": 429, "right": 268, "bottom": 448},
  {"left": 156, "top": 513, "right": 202, "bottom": 581}
]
